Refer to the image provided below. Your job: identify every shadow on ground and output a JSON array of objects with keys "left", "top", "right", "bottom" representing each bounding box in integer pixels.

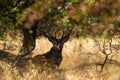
[
  {"left": 0, "top": 50, "right": 16, "bottom": 64},
  {"left": 0, "top": 50, "right": 120, "bottom": 80}
]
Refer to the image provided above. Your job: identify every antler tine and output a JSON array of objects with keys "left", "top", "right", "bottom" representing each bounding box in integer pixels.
[
  {"left": 61, "top": 29, "right": 65, "bottom": 38},
  {"left": 55, "top": 30, "right": 57, "bottom": 38},
  {"left": 42, "top": 27, "right": 55, "bottom": 40},
  {"left": 60, "top": 24, "right": 71, "bottom": 38},
  {"left": 63, "top": 26, "right": 73, "bottom": 38},
  {"left": 42, "top": 28, "right": 49, "bottom": 38},
  {"left": 55, "top": 26, "right": 59, "bottom": 39},
  {"left": 48, "top": 31, "right": 54, "bottom": 38}
]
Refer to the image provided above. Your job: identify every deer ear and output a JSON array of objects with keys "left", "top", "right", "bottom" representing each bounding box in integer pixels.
[
  {"left": 48, "top": 38, "right": 56, "bottom": 43},
  {"left": 48, "top": 38, "right": 53, "bottom": 42},
  {"left": 61, "top": 36, "right": 70, "bottom": 43}
]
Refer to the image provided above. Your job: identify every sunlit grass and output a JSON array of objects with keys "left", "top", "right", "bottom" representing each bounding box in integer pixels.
[{"left": 0, "top": 37, "right": 120, "bottom": 80}]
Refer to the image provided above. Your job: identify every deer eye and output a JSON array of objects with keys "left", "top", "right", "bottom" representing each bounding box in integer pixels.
[{"left": 54, "top": 41, "right": 57, "bottom": 44}]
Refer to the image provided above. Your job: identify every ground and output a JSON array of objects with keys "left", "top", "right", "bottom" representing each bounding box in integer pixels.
[{"left": 0, "top": 37, "right": 120, "bottom": 80}]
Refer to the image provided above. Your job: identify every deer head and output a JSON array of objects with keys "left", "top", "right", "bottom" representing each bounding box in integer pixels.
[
  {"left": 40, "top": 26, "right": 73, "bottom": 66},
  {"left": 43, "top": 26, "right": 73, "bottom": 51}
]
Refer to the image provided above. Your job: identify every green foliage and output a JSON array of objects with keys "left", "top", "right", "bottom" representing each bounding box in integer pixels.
[
  {"left": 29, "top": 30, "right": 33, "bottom": 34},
  {"left": 70, "top": 0, "right": 80, "bottom": 4},
  {"left": 0, "top": 0, "right": 120, "bottom": 39},
  {"left": 88, "top": 0, "right": 95, "bottom": 4},
  {"left": 0, "top": 0, "right": 35, "bottom": 38}
]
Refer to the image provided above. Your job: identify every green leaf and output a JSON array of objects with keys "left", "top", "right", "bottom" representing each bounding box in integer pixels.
[
  {"left": 29, "top": 30, "right": 33, "bottom": 34},
  {"left": 88, "top": 0, "right": 95, "bottom": 4},
  {"left": 48, "top": 8, "right": 52, "bottom": 12},
  {"left": 71, "top": 0, "right": 80, "bottom": 4},
  {"left": 68, "top": 23, "right": 72, "bottom": 27},
  {"left": 60, "top": 10, "right": 67, "bottom": 17}
]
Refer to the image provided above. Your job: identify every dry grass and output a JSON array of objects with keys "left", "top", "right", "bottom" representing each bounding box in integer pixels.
[{"left": 0, "top": 37, "right": 120, "bottom": 80}]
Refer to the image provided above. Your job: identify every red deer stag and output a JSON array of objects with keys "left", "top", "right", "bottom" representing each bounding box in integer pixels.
[{"left": 32, "top": 26, "right": 73, "bottom": 67}]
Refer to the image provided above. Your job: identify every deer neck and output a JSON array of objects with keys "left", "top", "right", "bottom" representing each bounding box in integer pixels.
[
  {"left": 44, "top": 47, "right": 63, "bottom": 60},
  {"left": 44, "top": 46, "right": 63, "bottom": 65},
  {"left": 46, "top": 46, "right": 63, "bottom": 57}
]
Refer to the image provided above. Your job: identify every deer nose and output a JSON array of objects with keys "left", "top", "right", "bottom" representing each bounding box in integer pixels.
[
  {"left": 54, "top": 44, "right": 60, "bottom": 49},
  {"left": 56, "top": 45, "right": 60, "bottom": 49}
]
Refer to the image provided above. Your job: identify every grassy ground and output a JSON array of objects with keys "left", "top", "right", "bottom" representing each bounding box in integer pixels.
[{"left": 0, "top": 37, "right": 120, "bottom": 80}]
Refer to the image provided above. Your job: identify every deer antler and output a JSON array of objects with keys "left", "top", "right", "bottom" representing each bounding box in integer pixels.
[
  {"left": 62, "top": 26, "right": 73, "bottom": 39},
  {"left": 41, "top": 19, "right": 74, "bottom": 43},
  {"left": 60, "top": 26, "right": 73, "bottom": 43},
  {"left": 42, "top": 27, "right": 57, "bottom": 43}
]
